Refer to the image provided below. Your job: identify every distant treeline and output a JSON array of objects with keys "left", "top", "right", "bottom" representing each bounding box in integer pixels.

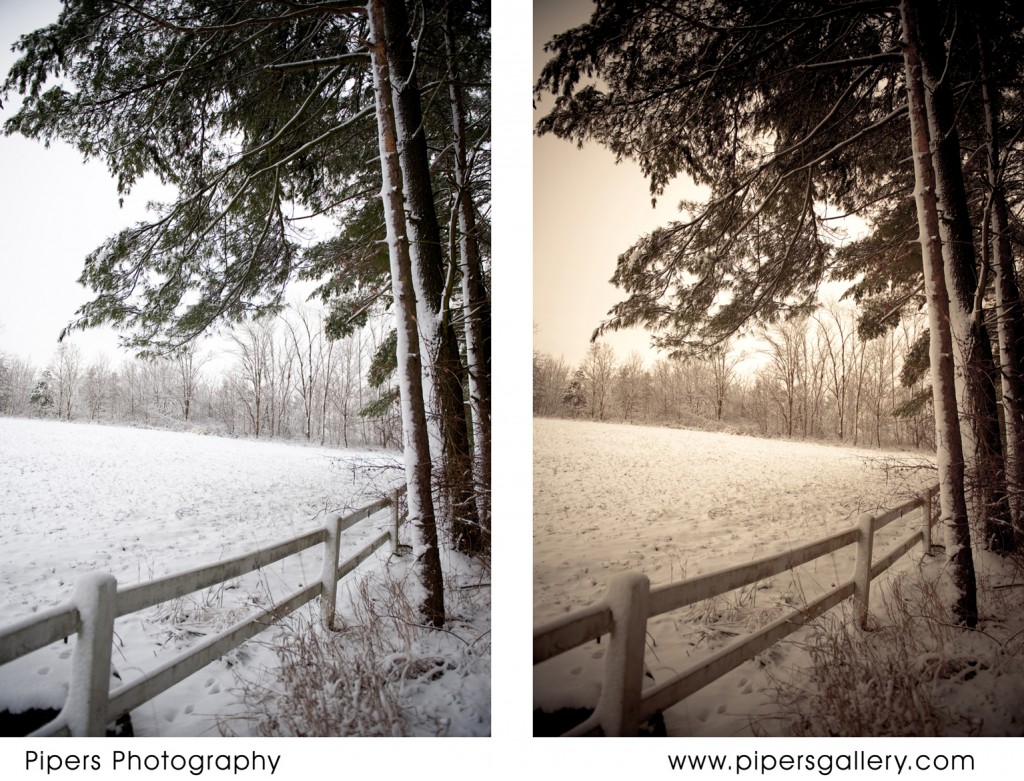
[
  {"left": 0, "top": 306, "right": 400, "bottom": 449},
  {"left": 534, "top": 303, "right": 935, "bottom": 450}
]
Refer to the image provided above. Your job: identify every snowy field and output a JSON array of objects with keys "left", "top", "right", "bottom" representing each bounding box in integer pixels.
[
  {"left": 0, "top": 417, "right": 489, "bottom": 736},
  {"left": 533, "top": 417, "right": 945, "bottom": 735}
]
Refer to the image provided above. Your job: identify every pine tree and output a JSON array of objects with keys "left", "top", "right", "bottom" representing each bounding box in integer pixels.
[
  {"left": 899, "top": 0, "right": 976, "bottom": 626},
  {"left": 29, "top": 372, "right": 55, "bottom": 416},
  {"left": 562, "top": 371, "right": 588, "bottom": 418}
]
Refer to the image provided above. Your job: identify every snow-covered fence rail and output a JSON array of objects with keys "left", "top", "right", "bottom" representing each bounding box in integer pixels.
[
  {"left": 533, "top": 483, "right": 940, "bottom": 736},
  {"left": 0, "top": 485, "right": 407, "bottom": 737}
]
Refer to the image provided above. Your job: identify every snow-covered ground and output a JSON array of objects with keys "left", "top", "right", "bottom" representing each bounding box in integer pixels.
[
  {"left": 0, "top": 417, "right": 489, "bottom": 736},
  {"left": 534, "top": 418, "right": 1024, "bottom": 736}
]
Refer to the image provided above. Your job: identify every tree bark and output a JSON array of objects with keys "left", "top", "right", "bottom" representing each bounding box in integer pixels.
[
  {"left": 444, "top": 4, "right": 491, "bottom": 547},
  {"left": 976, "top": 12, "right": 1024, "bottom": 546},
  {"left": 380, "top": 0, "right": 481, "bottom": 552},
  {"left": 367, "top": 0, "right": 444, "bottom": 627},
  {"left": 901, "top": 0, "right": 977, "bottom": 627},
  {"left": 916, "top": 0, "right": 1013, "bottom": 546}
]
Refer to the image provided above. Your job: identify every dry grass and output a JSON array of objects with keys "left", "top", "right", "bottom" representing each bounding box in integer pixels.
[
  {"left": 766, "top": 573, "right": 984, "bottom": 736},
  {"left": 223, "top": 571, "right": 427, "bottom": 737},
  {"left": 686, "top": 579, "right": 788, "bottom": 644},
  {"left": 250, "top": 614, "right": 409, "bottom": 737},
  {"left": 223, "top": 560, "right": 494, "bottom": 737},
  {"left": 145, "top": 577, "right": 269, "bottom": 646}
]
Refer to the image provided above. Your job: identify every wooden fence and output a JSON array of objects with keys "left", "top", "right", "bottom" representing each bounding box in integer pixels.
[
  {"left": 533, "top": 483, "right": 941, "bottom": 736},
  {"left": 0, "top": 485, "right": 407, "bottom": 737}
]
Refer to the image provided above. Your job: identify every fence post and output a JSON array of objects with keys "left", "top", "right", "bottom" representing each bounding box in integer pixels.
[
  {"left": 320, "top": 513, "right": 342, "bottom": 629},
  {"left": 64, "top": 572, "right": 117, "bottom": 737},
  {"left": 390, "top": 488, "right": 402, "bottom": 552},
  {"left": 596, "top": 573, "right": 650, "bottom": 736},
  {"left": 854, "top": 512, "right": 875, "bottom": 629}
]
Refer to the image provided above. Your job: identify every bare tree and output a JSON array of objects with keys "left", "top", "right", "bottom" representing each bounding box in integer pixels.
[
  {"left": 1, "top": 355, "right": 35, "bottom": 416},
  {"left": 815, "top": 303, "right": 860, "bottom": 441},
  {"left": 229, "top": 319, "right": 273, "bottom": 437},
  {"left": 281, "top": 306, "right": 327, "bottom": 441},
  {"left": 616, "top": 352, "right": 647, "bottom": 422},
  {"left": 50, "top": 342, "right": 82, "bottom": 421},
  {"left": 760, "top": 318, "right": 808, "bottom": 438},
  {"left": 533, "top": 351, "right": 571, "bottom": 417},
  {"left": 82, "top": 356, "right": 111, "bottom": 421},
  {"left": 580, "top": 341, "right": 617, "bottom": 421},
  {"left": 708, "top": 345, "right": 740, "bottom": 422},
  {"left": 174, "top": 342, "right": 211, "bottom": 422}
]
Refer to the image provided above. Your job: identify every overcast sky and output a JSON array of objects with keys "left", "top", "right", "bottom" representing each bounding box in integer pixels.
[
  {"left": 0, "top": 1, "right": 182, "bottom": 367},
  {"left": 533, "top": 0, "right": 703, "bottom": 370}
]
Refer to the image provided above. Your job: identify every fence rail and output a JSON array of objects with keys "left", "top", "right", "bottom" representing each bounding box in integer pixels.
[
  {"left": 0, "top": 485, "right": 407, "bottom": 737},
  {"left": 534, "top": 483, "right": 940, "bottom": 736}
]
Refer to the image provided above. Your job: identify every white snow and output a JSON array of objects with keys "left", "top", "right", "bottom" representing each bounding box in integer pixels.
[
  {"left": 0, "top": 417, "right": 489, "bottom": 736},
  {"left": 534, "top": 417, "right": 945, "bottom": 735}
]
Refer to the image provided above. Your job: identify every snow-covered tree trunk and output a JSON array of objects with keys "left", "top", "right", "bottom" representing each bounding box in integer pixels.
[
  {"left": 380, "top": 0, "right": 480, "bottom": 549},
  {"left": 444, "top": 6, "right": 491, "bottom": 543},
  {"left": 368, "top": 0, "right": 444, "bottom": 627},
  {"left": 977, "top": 18, "right": 1024, "bottom": 545},
  {"left": 916, "top": 0, "right": 1013, "bottom": 544},
  {"left": 901, "top": 0, "right": 977, "bottom": 627}
]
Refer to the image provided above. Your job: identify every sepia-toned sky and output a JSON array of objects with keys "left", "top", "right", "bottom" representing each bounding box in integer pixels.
[{"left": 533, "top": 0, "right": 703, "bottom": 370}]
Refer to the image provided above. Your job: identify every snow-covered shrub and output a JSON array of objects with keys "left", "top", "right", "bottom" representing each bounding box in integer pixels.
[
  {"left": 226, "top": 562, "right": 490, "bottom": 737},
  {"left": 771, "top": 574, "right": 973, "bottom": 736},
  {"left": 229, "top": 598, "right": 411, "bottom": 737}
]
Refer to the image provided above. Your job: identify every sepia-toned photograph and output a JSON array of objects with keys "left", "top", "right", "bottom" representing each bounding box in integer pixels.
[{"left": 533, "top": 0, "right": 1024, "bottom": 738}]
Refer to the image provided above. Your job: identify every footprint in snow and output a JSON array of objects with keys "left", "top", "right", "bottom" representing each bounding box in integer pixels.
[
  {"left": 164, "top": 709, "right": 176, "bottom": 722},
  {"left": 696, "top": 708, "right": 710, "bottom": 723},
  {"left": 184, "top": 705, "right": 194, "bottom": 715},
  {"left": 37, "top": 666, "right": 49, "bottom": 675},
  {"left": 570, "top": 667, "right": 582, "bottom": 675}
]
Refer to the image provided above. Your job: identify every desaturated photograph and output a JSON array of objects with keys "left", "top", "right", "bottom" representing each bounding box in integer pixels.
[
  {"left": 0, "top": 0, "right": 490, "bottom": 737},
  {"left": 533, "top": 0, "right": 1024, "bottom": 737}
]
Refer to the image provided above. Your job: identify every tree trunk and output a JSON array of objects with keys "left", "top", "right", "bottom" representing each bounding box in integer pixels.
[
  {"left": 444, "top": 4, "right": 491, "bottom": 549},
  {"left": 976, "top": 13, "right": 1024, "bottom": 547},
  {"left": 368, "top": 0, "right": 444, "bottom": 627},
  {"left": 901, "top": 0, "right": 977, "bottom": 627},
  {"left": 381, "top": 0, "right": 481, "bottom": 551},
  {"left": 916, "top": 0, "right": 1013, "bottom": 545}
]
